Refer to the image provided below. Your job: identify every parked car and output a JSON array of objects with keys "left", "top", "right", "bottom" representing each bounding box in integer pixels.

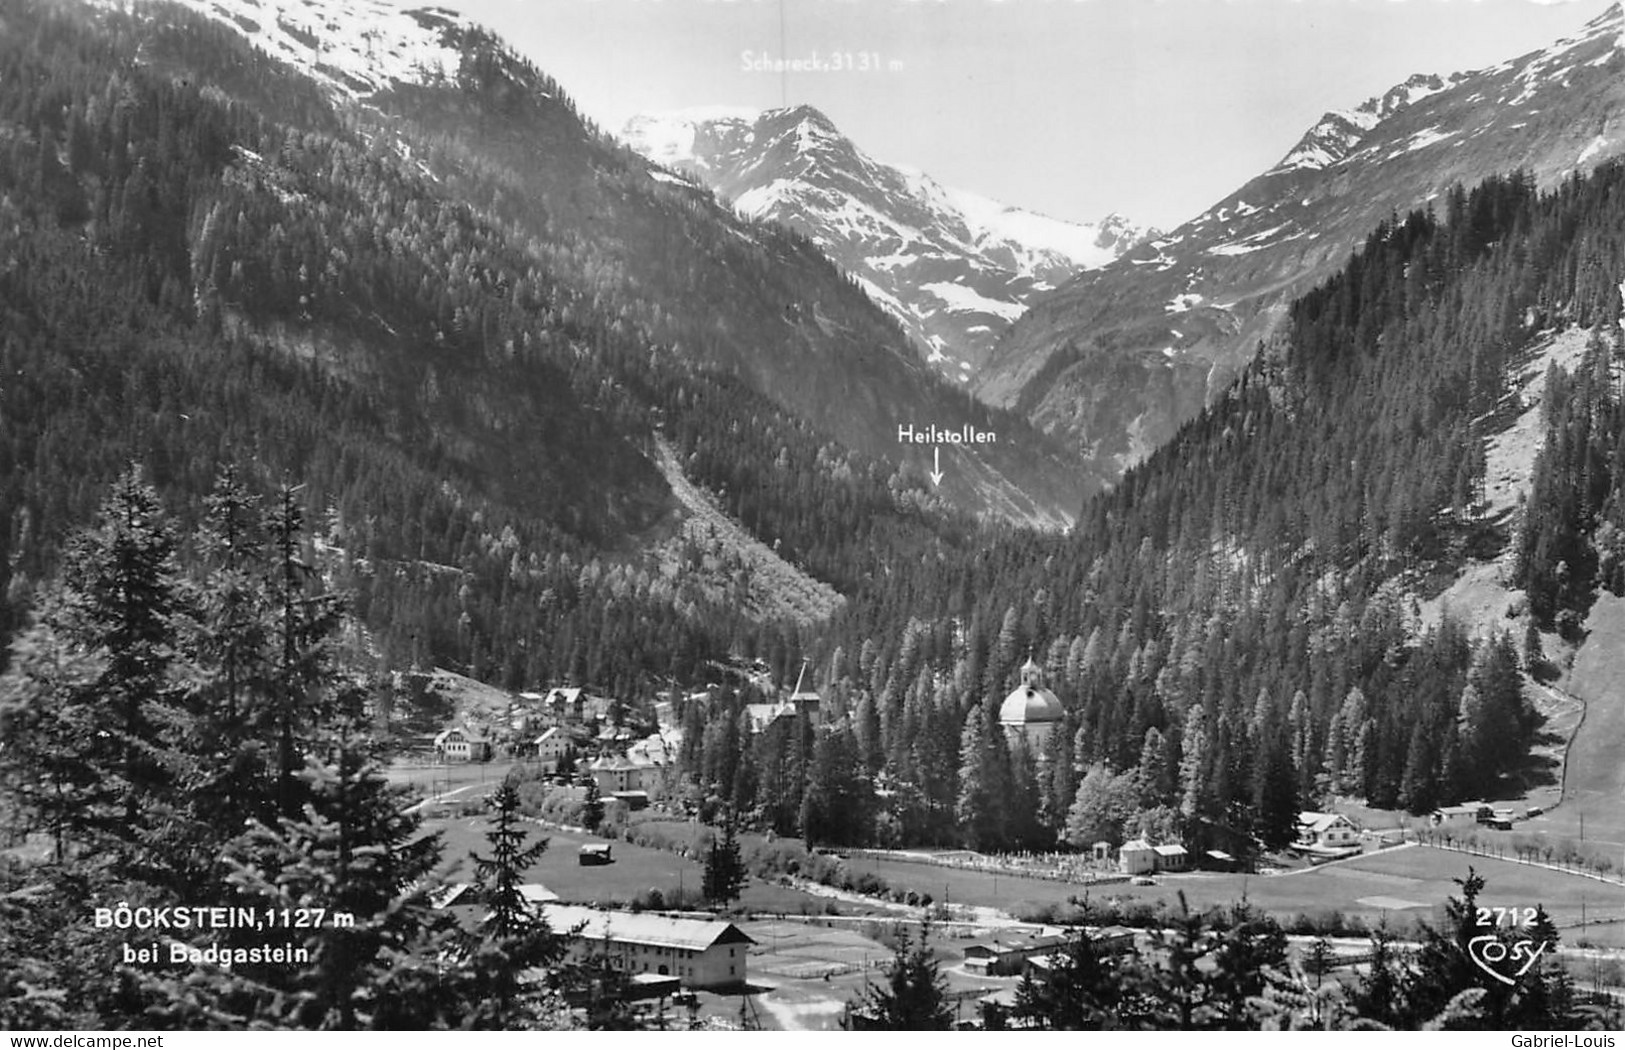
[{"left": 1130, "top": 876, "right": 1156, "bottom": 886}]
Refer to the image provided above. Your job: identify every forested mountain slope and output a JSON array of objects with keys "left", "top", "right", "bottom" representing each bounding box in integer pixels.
[
  {"left": 0, "top": 0, "right": 1015, "bottom": 695},
  {"left": 689, "top": 164, "right": 1625, "bottom": 854},
  {"left": 977, "top": 3, "right": 1625, "bottom": 487},
  {"left": 125, "top": 0, "right": 1086, "bottom": 526}
]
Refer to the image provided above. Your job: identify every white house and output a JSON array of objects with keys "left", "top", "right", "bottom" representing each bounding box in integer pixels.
[
  {"left": 434, "top": 726, "right": 491, "bottom": 763},
  {"left": 1296, "top": 811, "right": 1361, "bottom": 850},
  {"left": 1119, "top": 838, "right": 1157, "bottom": 875},
  {"left": 520, "top": 688, "right": 615, "bottom": 728},
  {"left": 540, "top": 904, "right": 755, "bottom": 990},
  {"left": 1432, "top": 804, "right": 1488, "bottom": 830},
  {"left": 533, "top": 727, "right": 569, "bottom": 772}
]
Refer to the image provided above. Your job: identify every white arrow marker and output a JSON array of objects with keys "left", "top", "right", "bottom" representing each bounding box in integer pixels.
[{"left": 929, "top": 446, "right": 944, "bottom": 487}]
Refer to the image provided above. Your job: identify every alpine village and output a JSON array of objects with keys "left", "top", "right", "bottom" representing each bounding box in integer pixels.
[{"left": 8, "top": 0, "right": 1625, "bottom": 1033}]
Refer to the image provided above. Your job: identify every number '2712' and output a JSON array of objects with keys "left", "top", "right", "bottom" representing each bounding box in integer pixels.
[{"left": 1476, "top": 906, "right": 1539, "bottom": 927}]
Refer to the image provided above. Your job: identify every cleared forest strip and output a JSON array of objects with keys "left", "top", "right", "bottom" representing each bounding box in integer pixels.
[{"left": 650, "top": 436, "right": 845, "bottom": 624}]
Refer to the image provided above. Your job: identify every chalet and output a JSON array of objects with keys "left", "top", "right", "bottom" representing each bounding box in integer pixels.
[
  {"left": 433, "top": 726, "right": 491, "bottom": 763},
  {"left": 1296, "top": 811, "right": 1361, "bottom": 851},
  {"left": 519, "top": 688, "right": 616, "bottom": 728},
  {"left": 541, "top": 904, "right": 755, "bottom": 990}
]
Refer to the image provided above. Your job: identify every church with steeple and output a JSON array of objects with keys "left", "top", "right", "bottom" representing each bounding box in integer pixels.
[{"left": 998, "top": 655, "right": 1064, "bottom": 751}]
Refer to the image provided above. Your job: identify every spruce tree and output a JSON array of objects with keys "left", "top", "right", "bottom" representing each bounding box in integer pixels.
[
  {"left": 0, "top": 615, "right": 107, "bottom": 862},
  {"left": 1012, "top": 927, "right": 1122, "bottom": 1029},
  {"left": 264, "top": 484, "right": 346, "bottom": 820},
  {"left": 582, "top": 775, "right": 605, "bottom": 833},
  {"left": 702, "top": 812, "right": 746, "bottom": 908},
  {"left": 848, "top": 924, "right": 953, "bottom": 1031},
  {"left": 213, "top": 733, "right": 449, "bottom": 1029},
  {"left": 0, "top": 467, "right": 193, "bottom": 873},
  {"left": 458, "top": 779, "right": 566, "bottom": 1029}
]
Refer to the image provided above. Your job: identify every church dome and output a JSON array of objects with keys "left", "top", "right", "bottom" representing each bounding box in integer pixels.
[
  {"left": 999, "top": 654, "right": 1062, "bottom": 724},
  {"left": 999, "top": 682, "right": 1064, "bottom": 725}
]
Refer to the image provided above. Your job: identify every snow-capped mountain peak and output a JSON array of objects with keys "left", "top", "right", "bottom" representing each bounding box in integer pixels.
[
  {"left": 622, "top": 107, "right": 757, "bottom": 170},
  {"left": 91, "top": 0, "right": 489, "bottom": 97},
  {"left": 977, "top": 0, "right": 1625, "bottom": 489},
  {"left": 1270, "top": 72, "right": 1465, "bottom": 175},
  {"left": 623, "top": 105, "right": 1156, "bottom": 379}
]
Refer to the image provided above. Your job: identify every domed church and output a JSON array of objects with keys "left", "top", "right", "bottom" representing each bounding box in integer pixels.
[{"left": 998, "top": 656, "right": 1064, "bottom": 751}]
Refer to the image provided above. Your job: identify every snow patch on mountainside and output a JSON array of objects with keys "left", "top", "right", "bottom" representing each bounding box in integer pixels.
[
  {"left": 934, "top": 180, "right": 1124, "bottom": 272},
  {"left": 921, "top": 281, "right": 1026, "bottom": 322},
  {"left": 622, "top": 104, "right": 1154, "bottom": 380},
  {"left": 1209, "top": 223, "right": 1298, "bottom": 256},
  {"left": 853, "top": 275, "right": 908, "bottom": 318},
  {"left": 1401, "top": 127, "right": 1459, "bottom": 154},
  {"left": 104, "top": 0, "right": 478, "bottom": 97}
]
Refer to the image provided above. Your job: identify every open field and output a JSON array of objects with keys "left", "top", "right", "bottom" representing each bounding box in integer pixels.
[
  {"left": 421, "top": 815, "right": 860, "bottom": 916},
  {"left": 848, "top": 844, "right": 1625, "bottom": 938},
  {"left": 385, "top": 759, "right": 517, "bottom": 802},
  {"left": 1547, "top": 593, "right": 1625, "bottom": 849}
]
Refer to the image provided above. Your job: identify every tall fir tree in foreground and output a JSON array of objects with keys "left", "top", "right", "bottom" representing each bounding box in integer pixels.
[
  {"left": 0, "top": 468, "right": 192, "bottom": 871},
  {"left": 216, "top": 731, "right": 450, "bottom": 1029},
  {"left": 456, "top": 779, "right": 568, "bottom": 1029}
]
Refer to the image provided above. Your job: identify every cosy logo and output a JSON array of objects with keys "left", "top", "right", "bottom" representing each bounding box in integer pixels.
[{"left": 1465, "top": 934, "right": 1551, "bottom": 985}]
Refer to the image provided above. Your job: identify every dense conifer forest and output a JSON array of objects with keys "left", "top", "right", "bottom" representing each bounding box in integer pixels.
[
  {"left": 8, "top": 0, "right": 1625, "bottom": 1028},
  {"left": 700, "top": 168, "right": 1625, "bottom": 854},
  {"left": 0, "top": 0, "right": 987, "bottom": 699}
]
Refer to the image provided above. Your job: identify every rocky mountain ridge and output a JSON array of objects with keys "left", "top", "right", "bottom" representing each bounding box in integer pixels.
[
  {"left": 623, "top": 104, "right": 1154, "bottom": 381},
  {"left": 978, "top": 2, "right": 1625, "bottom": 482}
]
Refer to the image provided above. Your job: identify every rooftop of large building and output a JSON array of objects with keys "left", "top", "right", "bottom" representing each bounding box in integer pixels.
[{"left": 539, "top": 904, "right": 756, "bottom": 952}]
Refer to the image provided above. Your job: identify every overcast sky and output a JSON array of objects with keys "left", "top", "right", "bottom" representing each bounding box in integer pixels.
[{"left": 440, "top": 0, "right": 1615, "bottom": 231}]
